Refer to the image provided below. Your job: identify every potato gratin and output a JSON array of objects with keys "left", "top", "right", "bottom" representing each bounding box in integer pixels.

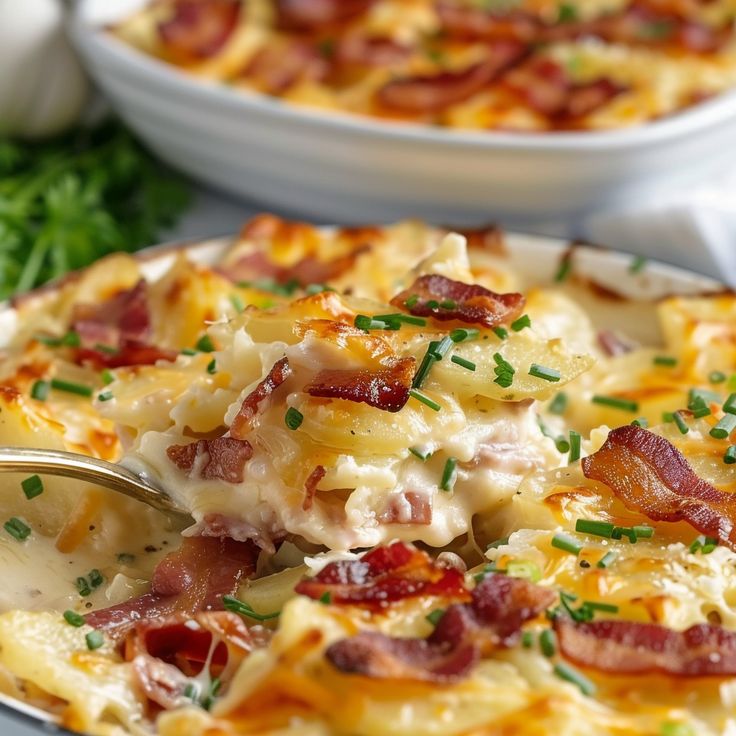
[
  {"left": 1, "top": 215, "right": 736, "bottom": 736},
  {"left": 112, "top": 0, "right": 736, "bottom": 132}
]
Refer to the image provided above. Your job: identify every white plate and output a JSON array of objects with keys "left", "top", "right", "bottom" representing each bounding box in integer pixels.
[
  {"left": 69, "top": 0, "right": 736, "bottom": 233},
  {"left": 0, "top": 227, "right": 720, "bottom": 734}
]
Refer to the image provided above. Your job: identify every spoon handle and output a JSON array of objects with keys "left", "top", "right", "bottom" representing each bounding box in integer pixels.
[{"left": 0, "top": 446, "right": 188, "bottom": 519}]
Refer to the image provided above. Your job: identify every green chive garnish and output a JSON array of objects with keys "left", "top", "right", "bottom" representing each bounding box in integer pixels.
[
  {"left": 521, "top": 631, "right": 535, "bottom": 648},
  {"left": 409, "top": 389, "right": 441, "bottom": 411},
  {"left": 710, "top": 414, "right": 736, "bottom": 440},
  {"left": 551, "top": 532, "right": 582, "bottom": 556},
  {"left": 597, "top": 551, "right": 617, "bottom": 568},
  {"left": 629, "top": 255, "right": 647, "bottom": 274},
  {"left": 540, "top": 629, "right": 556, "bottom": 657},
  {"left": 222, "top": 594, "right": 280, "bottom": 621},
  {"left": 505, "top": 560, "right": 541, "bottom": 582},
  {"left": 690, "top": 535, "right": 718, "bottom": 554},
  {"left": 374, "top": 313, "right": 426, "bottom": 327},
  {"left": 632, "top": 525, "right": 654, "bottom": 539},
  {"left": 511, "top": 314, "right": 531, "bottom": 332},
  {"left": 285, "top": 407, "right": 303, "bottom": 430},
  {"left": 229, "top": 294, "right": 245, "bottom": 312},
  {"left": 97, "top": 390, "right": 113, "bottom": 402},
  {"left": 709, "top": 371, "right": 727, "bottom": 384},
  {"left": 195, "top": 334, "right": 215, "bottom": 353},
  {"left": 660, "top": 722, "right": 696, "bottom": 736},
  {"left": 493, "top": 353, "right": 515, "bottom": 388},
  {"left": 631, "top": 417, "right": 649, "bottom": 427},
  {"left": 88, "top": 569, "right": 104, "bottom": 588},
  {"left": 439, "top": 299, "right": 456, "bottom": 310},
  {"left": 4, "top": 517, "right": 30, "bottom": 541},
  {"left": 76, "top": 577, "right": 91, "bottom": 597},
  {"left": 592, "top": 395, "right": 638, "bottom": 412},
  {"left": 529, "top": 364, "right": 561, "bottom": 383},
  {"left": 101, "top": 369, "right": 115, "bottom": 385},
  {"left": 724, "top": 446, "right": 736, "bottom": 465},
  {"left": 451, "top": 355, "right": 476, "bottom": 371},
  {"left": 63, "top": 610, "right": 85, "bottom": 627},
  {"left": 549, "top": 392, "right": 568, "bottom": 415},
  {"left": 568, "top": 431, "right": 581, "bottom": 463},
  {"left": 426, "top": 609, "right": 445, "bottom": 626},
  {"left": 409, "top": 446, "right": 432, "bottom": 461},
  {"left": 554, "top": 662, "right": 595, "bottom": 695},
  {"left": 585, "top": 601, "right": 619, "bottom": 614},
  {"left": 575, "top": 519, "right": 615, "bottom": 538},
  {"left": 654, "top": 356, "right": 677, "bottom": 367},
  {"left": 30, "top": 380, "right": 49, "bottom": 401},
  {"left": 724, "top": 393, "right": 736, "bottom": 415},
  {"left": 319, "top": 592, "right": 331, "bottom": 605},
  {"left": 440, "top": 457, "right": 458, "bottom": 492},
  {"left": 21, "top": 475, "right": 43, "bottom": 500},
  {"left": 36, "top": 331, "right": 81, "bottom": 348},
  {"left": 450, "top": 328, "right": 479, "bottom": 343},
  {"left": 672, "top": 411, "right": 689, "bottom": 435},
  {"left": 207, "top": 359, "right": 217, "bottom": 375},
  {"left": 404, "top": 294, "right": 419, "bottom": 308},
  {"left": 492, "top": 326, "right": 508, "bottom": 340},
  {"left": 94, "top": 343, "right": 118, "bottom": 355},
  {"left": 181, "top": 348, "right": 198, "bottom": 356},
  {"left": 50, "top": 379, "right": 93, "bottom": 398},
  {"left": 555, "top": 257, "right": 572, "bottom": 283},
  {"left": 85, "top": 630, "right": 104, "bottom": 650}
]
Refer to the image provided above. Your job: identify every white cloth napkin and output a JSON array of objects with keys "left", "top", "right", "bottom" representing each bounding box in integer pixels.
[{"left": 580, "top": 169, "right": 736, "bottom": 285}]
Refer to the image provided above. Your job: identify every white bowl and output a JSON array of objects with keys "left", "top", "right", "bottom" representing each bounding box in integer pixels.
[{"left": 69, "top": 0, "right": 736, "bottom": 234}]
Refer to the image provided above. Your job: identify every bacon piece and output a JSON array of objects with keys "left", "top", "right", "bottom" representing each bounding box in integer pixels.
[
  {"left": 158, "top": 0, "right": 240, "bottom": 60},
  {"left": 390, "top": 274, "right": 524, "bottom": 328},
  {"left": 243, "top": 40, "right": 329, "bottom": 94},
  {"left": 304, "top": 357, "right": 415, "bottom": 413},
  {"left": 582, "top": 425, "right": 736, "bottom": 550},
  {"left": 295, "top": 541, "right": 469, "bottom": 609},
  {"left": 336, "top": 34, "right": 411, "bottom": 68},
  {"left": 75, "top": 340, "right": 178, "bottom": 370},
  {"left": 555, "top": 617, "right": 736, "bottom": 677},
  {"left": 326, "top": 574, "right": 554, "bottom": 682},
  {"left": 436, "top": 1, "right": 541, "bottom": 42},
  {"left": 302, "top": 465, "right": 326, "bottom": 512},
  {"left": 378, "top": 491, "right": 432, "bottom": 525},
  {"left": 378, "top": 43, "right": 526, "bottom": 112},
  {"left": 85, "top": 537, "right": 256, "bottom": 636},
  {"left": 230, "top": 357, "right": 291, "bottom": 439},
  {"left": 166, "top": 436, "right": 253, "bottom": 483},
  {"left": 275, "top": 0, "right": 375, "bottom": 30}
]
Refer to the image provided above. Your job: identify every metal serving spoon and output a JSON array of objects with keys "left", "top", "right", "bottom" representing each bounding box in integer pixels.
[{"left": 0, "top": 446, "right": 190, "bottom": 520}]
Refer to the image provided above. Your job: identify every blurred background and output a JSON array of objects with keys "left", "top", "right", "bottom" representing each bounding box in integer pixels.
[{"left": 2, "top": 0, "right": 736, "bottom": 297}]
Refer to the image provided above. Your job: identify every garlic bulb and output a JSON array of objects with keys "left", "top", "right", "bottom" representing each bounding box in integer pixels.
[{"left": 0, "top": 0, "right": 89, "bottom": 138}]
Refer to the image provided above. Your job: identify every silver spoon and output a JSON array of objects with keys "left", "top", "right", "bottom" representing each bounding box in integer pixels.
[{"left": 0, "top": 446, "right": 190, "bottom": 520}]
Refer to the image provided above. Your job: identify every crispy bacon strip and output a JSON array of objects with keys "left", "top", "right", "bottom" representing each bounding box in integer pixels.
[
  {"left": 302, "top": 465, "right": 326, "bottom": 511},
  {"left": 166, "top": 436, "right": 253, "bottom": 484},
  {"left": 555, "top": 617, "right": 736, "bottom": 677},
  {"left": 326, "top": 574, "right": 554, "bottom": 682},
  {"left": 582, "top": 425, "right": 736, "bottom": 550},
  {"left": 230, "top": 357, "right": 292, "bottom": 439},
  {"left": 159, "top": 0, "right": 240, "bottom": 60},
  {"left": 76, "top": 340, "right": 178, "bottom": 370},
  {"left": 390, "top": 274, "right": 524, "bottom": 328},
  {"left": 304, "top": 357, "right": 415, "bottom": 413},
  {"left": 295, "top": 541, "right": 469, "bottom": 609},
  {"left": 378, "top": 42, "right": 526, "bottom": 112},
  {"left": 378, "top": 491, "right": 432, "bottom": 525},
  {"left": 85, "top": 537, "right": 256, "bottom": 636},
  {"left": 243, "top": 40, "right": 329, "bottom": 94},
  {"left": 276, "top": 0, "right": 375, "bottom": 30},
  {"left": 436, "top": 1, "right": 541, "bottom": 42}
]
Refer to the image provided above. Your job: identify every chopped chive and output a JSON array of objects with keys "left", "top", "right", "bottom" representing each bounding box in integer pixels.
[
  {"left": 450, "top": 328, "right": 479, "bottom": 343},
  {"left": 101, "top": 369, "right": 115, "bottom": 385},
  {"left": 690, "top": 535, "right": 718, "bottom": 554},
  {"left": 724, "top": 393, "right": 736, "bottom": 415},
  {"left": 540, "top": 629, "right": 556, "bottom": 657},
  {"left": 555, "top": 437, "right": 571, "bottom": 454},
  {"left": 97, "top": 390, "right": 113, "bottom": 402},
  {"left": 575, "top": 519, "right": 615, "bottom": 538},
  {"left": 592, "top": 395, "right": 638, "bottom": 412},
  {"left": 117, "top": 552, "right": 135, "bottom": 564},
  {"left": 629, "top": 255, "right": 647, "bottom": 274},
  {"left": 711, "top": 414, "right": 736, "bottom": 440},
  {"left": 426, "top": 609, "right": 445, "bottom": 626},
  {"left": 612, "top": 526, "right": 636, "bottom": 543},
  {"left": 551, "top": 532, "right": 582, "bottom": 556},
  {"left": 285, "top": 407, "right": 303, "bottom": 430},
  {"left": 63, "top": 610, "right": 85, "bottom": 627},
  {"left": 632, "top": 525, "right": 654, "bottom": 539},
  {"left": 688, "top": 393, "right": 712, "bottom": 418},
  {"left": 304, "top": 283, "right": 334, "bottom": 296},
  {"left": 4, "top": 517, "right": 30, "bottom": 541},
  {"left": 690, "top": 387, "right": 721, "bottom": 406},
  {"left": 521, "top": 631, "right": 535, "bottom": 648},
  {"left": 50, "top": 378, "right": 93, "bottom": 398},
  {"left": 451, "top": 355, "right": 476, "bottom": 371},
  {"left": 409, "top": 389, "right": 441, "bottom": 411},
  {"left": 660, "top": 722, "right": 696, "bottom": 736},
  {"left": 195, "top": 334, "right": 215, "bottom": 353},
  {"left": 183, "top": 683, "right": 198, "bottom": 701},
  {"left": 229, "top": 294, "right": 245, "bottom": 312},
  {"left": 568, "top": 431, "right": 581, "bottom": 463},
  {"left": 492, "top": 326, "right": 508, "bottom": 340},
  {"left": 36, "top": 330, "right": 81, "bottom": 347},
  {"left": 430, "top": 336, "right": 453, "bottom": 360},
  {"left": 21, "top": 475, "right": 43, "bottom": 500},
  {"left": 654, "top": 355, "right": 677, "bottom": 367},
  {"left": 555, "top": 257, "right": 572, "bottom": 283},
  {"left": 440, "top": 457, "right": 458, "bottom": 492},
  {"left": 672, "top": 411, "right": 689, "bottom": 435},
  {"left": 585, "top": 601, "right": 619, "bottom": 613},
  {"left": 409, "top": 446, "right": 432, "bottom": 461},
  {"left": 426, "top": 300, "right": 440, "bottom": 310},
  {"left": 529, "top": 364, "right": 561, "bottom": 383},
  {"left": 662, "top": 412, "right": 674, "bottom": 423},
  {"left": 597, "top": 551, "right": 617, "bottom": 568},
  {"left": 94, "top": 343, "right": 118, "bottom": 355},
  {"left": 412, "top": 347, "right": 439, "bottom": 389},
  {"left": 439, "top": 299, "right": 457, "bottom": 310},
  {"left": 374, "top": 313, "right": 426, "bottom": 327},
  {"left": 88, "top": 569, "right": 104, "bottom": 589},
  {"left": 709, "top": 371, "right": 727, "bottom": 384},
  {"left": 724, "top": 446, "right": 736, "bottom": 464},
  {"left": 493, "top": 353, "right": 515, "bottom": 388},
  {"left": 206, "top": 359, "right": 217, "bottom": 375},
  {"left": 549, "top": 393, "right": 568, "bottom": 415},
  {"left": 85, "top": 630, "right": 104, "bottom": 650},
  {"left": 631, "top": 417, "right": 649, "bottom": 427},
  {"left": 222, "top": 594, "right": 280, "bottom": 621},
  {"left": 30, "top": 380, "right": 49, "bottom": 401},
  {"left": 554, "top": 662, "right": 596, "bottom": 696},
  {"left": 76, "top": 577, "right": 91, "bottom": 597},
  {"left": 319, "top": 592, "right": 331, "bottom": 605},
  {"left": 404, "top": 294, "right": 419, "bottom": 308},
  {"left": 505, "top": 560, "right": 542, "bottom": 582},
  {"left": 511, "top": 314, "right": 531, "bottom": 332},
  {"left": 181, "top": 348, "right": 198, "bottom": 356}
]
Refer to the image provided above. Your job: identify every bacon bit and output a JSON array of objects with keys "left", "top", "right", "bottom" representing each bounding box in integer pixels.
[
  {"left": 275, "top": 0, "right": 375, "bottom": 30},
  {"left": 166, "top": 437, "right": 253, "bottom": 484},
  {"left": 295, "top": 541, "right": 469, "bottom": 609},
  {"left": 85, "top": 537, "right": 257, "bottom": 636},
  {"left": 303, "top": 465, "right": 326, "bottom": 512},
  {"left": 453, "top": 225, "right": 505, "bottom": 255},
  {"left": 378, "top": 43, "right": 526, "bottom": 112},
  {"left": 243, "top": 40, "right": 329, "bottom": 94},
  {"left": 582, "top": 425, "right": 736, "bottom": 550},
  {"left": 326, "top": 574, "right": 554, "bottom": 682},
  {"left": 336, "top": 34, "right": 411, "bottom": 68},
  {"left": 304, "top": 357, "right": 415, "bottom": 413},
  {"left": 390, "top": 274, "right": 524, "bottom": 328},
  {"left": 230, "top": 357, "right": 291, "bottom": 439},
  {"left": 75, "top": 340, "right": 178, "bottom": 370},
  {"left": 436, "top": 1, "right": 541, "bottom": 42},
  {"left": 597, "top": 329, "right": 638, "bottom": 357},
  {"left": 378, "top": 491, "right": 432, "bottom": 525},
  {"left": 555, "top": 617, "right": 736, "bottom": 677},
  {"left": 158, "top": 0, "right": 240, "bottom": 60}
]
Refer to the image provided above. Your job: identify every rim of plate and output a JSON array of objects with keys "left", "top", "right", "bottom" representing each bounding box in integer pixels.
[{"left": 70, "top": 1, "right": 736, "bottom": 154}]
